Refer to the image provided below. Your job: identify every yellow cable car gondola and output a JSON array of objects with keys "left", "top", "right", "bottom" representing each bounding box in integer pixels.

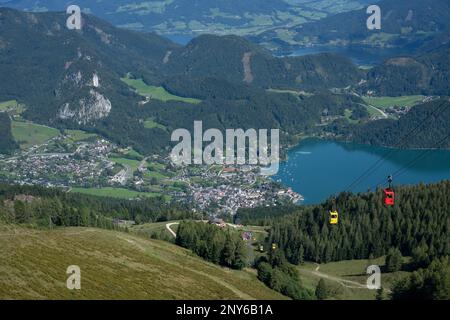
[
  {"left": 329, "top": 196, "right": 339, "bottom": 225},
  {"left": 329, "top": 211, "right": 339, "bottom": 225},
  {"left": 272, "top": 243, "right": 277, "bottom": 250}
]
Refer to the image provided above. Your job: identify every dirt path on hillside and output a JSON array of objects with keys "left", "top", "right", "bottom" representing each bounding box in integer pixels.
[
  {"left": 300, "top": 263, "right": 368, "bottom": 289},
  {"left": 166, "top": 222, "right": 179, "bottom": 238}
]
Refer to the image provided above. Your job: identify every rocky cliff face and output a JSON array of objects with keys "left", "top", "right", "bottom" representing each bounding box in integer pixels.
[{"left": 59, "top": 89, "right": 111, "bottom": 125}]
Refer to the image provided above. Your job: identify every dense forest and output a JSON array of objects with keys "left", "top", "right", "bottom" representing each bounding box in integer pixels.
[
  {"left": 0, "top": 113, "right": 18, "bottom": 154},
  {"left": 0, "top": 184, "right": 194, "bottom": 227},
  {"left": 391, "top": 257, "right": 449, "bottom": 300},
  {"left": 239, "top": 181, "right": 449, "bottom": 266},
  {"left": 342, "top": 99, "right": 450, "bottom": 149},
  {"left": 175, "top": 221, "right": 248, "bottom": 270},
  {"left": 360, "top": 47, "right": 450, "bottom": 96},
  {"left": 162, "top": 34, "right": 363, "bottom": 90}
]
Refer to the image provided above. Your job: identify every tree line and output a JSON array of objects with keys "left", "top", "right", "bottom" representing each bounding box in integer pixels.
[
  {"left": 175, "top": 221, "right": 248, "bottom": 270},
  {"left": 0, "top": 113, "right": 18, "bottom": 154},
  {"left": 0, "top": 184, "right": 195, "bottom": 228}
]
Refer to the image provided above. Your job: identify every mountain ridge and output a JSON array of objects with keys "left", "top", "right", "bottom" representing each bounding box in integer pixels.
[{"left": 255, "top": 0, "right": 450, "bottom": 53}]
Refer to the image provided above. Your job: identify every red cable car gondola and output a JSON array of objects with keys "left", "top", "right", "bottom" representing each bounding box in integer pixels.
[{"left": 383, "top": 175, "right": 395, "bottom": 206}]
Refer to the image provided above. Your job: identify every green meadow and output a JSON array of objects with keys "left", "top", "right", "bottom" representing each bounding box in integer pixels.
[
  {"left": 297, "top": 257, "right": 410, "bottom": 300},
  {"left": 121, "top": 76, "right": 201, "bottom": 104},
  {"left": 108, "top": 157, "right": 142, "bottom": 172},
  {"left": 363, "top": 96, "right": 425, "bottom": 109},
  {"left": 71, "top": 187, "right": 162, "bottom": 199},
  {"left": 64, "top": 129, "right": 97, "bottom": 142},
  {"left": 11, "top": 120, "right": 60, "bottom": 149}
]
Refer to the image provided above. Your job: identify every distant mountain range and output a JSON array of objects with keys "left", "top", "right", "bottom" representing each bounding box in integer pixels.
[
  {"left": 0, "top": 7, "right": 366, "bottom": 154},
  {"left": 0, "top": 7, "right": 448, "bottom": 156},
  {"left": 0, "top": 0, "right": 374, "bottom": 37},
  {"left": 255, "top": 0, "right": 450, "bottom": 52}
]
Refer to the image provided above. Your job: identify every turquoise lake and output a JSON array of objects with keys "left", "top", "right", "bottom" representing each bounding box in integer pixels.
[{"left": 273, "top": 139, "right": 450, "bottom": 204}]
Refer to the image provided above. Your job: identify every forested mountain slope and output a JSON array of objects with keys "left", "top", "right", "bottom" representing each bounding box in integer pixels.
[
  {"left": 359, "top": 47, "right": 450, "bottom": 96},
  {"left": 346, "top": 99, "right": 450, "bottom": 148},
  {"left": 0, "top": 112, "right": 18, "bottom": 154},
  {"left": 240, "top": 180, "right": 449, "bottom": 265},
  {"left": 162, "top": 34, "right": 364, "bottom": 90}
]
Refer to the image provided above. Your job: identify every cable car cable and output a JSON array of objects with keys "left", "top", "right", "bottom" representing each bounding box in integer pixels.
[
  {"left": 346, "top": 101, "right": 449, "bottom": 191},
  {"left": 345, "top": 101, "right": 450, "bottom": 192},
  {"left": 371, "top": 132, "right": 450, "bottom": 190}
]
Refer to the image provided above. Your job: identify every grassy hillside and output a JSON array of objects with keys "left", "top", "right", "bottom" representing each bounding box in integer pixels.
[
  {"left": 70, "top": 187, "right": 163, "bottom": 200},
  {"left": 11, "top": 120, "right": 60, "bottom": 149},
  {"left": 297, "top": 257, "right": 410, "bottom": 300},
  {"left": 0, "top": 223, "right": 286, "bottom": 300}
]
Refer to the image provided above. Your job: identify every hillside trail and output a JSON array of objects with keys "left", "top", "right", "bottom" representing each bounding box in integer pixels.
[
  {"left": 367, "top": 104, "right": 388, "bottom": 118},
  {"left": 306, "top": 263, "right": 393, "bottom": 293},
  {"left": 300, "top": 263, "right": 369, "bottom": 289},
  {"left": 166, "top": 222, "right": 179, "bottom": 238}
]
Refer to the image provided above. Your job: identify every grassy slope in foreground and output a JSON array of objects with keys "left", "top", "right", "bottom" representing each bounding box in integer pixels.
[{"left": 0, "top": 224, "right": 286, "bottom": 300}]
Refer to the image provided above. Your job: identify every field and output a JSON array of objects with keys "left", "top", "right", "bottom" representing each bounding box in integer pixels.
[
  {"left": 71, "top": 187, "right": 162, "bottom": 199},
  {"left": 0, "top": 223, "right": 286, "bottom": 300},
  {"left": 297, "top": 257, "right": 410, "bottom": 300},
  {"left": 121, "top": 77, "right": 201, "bottom": 104},
  {"left": 108, "top": 157, "right": 142, "bottom": 172},
  {"left": 63, "top": 130, "right": 97, "bottom": 142},
  {"left": 11, "top": 120, "right": 60, "bottom": 149},
  {"left": 0, "top": 100, "right": 18, "bottom": 111},
  {"left": 131, "top": 221, "right": 179, "bottom": 238},
  {"left": 362, "top": 96, "right": 425, "bottom": 109}
]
